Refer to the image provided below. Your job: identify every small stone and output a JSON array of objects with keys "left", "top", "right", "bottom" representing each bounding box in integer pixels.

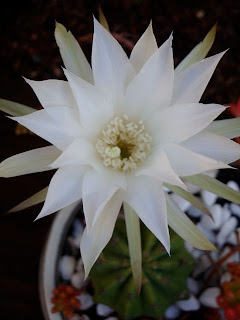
[
  {"left": 187, "top": 278, "right": 200, "bottom": 295},
  {"left": 220, "top": 272, "right": 232, "bottom": 284},
  {"left": 199, "top": 287, "right": 220, "bottom": 308},
  {"left": 171, "top": 193, "right": 191, "bottom": 212},
  {"left": 222, "top": 204, "right": 231, "bottom": 223},
  {"left": 201, "top": 190, "right": 217, "bottom": 207},
  {"left": 76, "top": 258, "right": 84, "bottom": 272},
  {"left": 187, "top": 205, "right": 203, "bottom": 218},
  {"left": 230, "top": 203, "right": 240, "bottom": 217},
  {"left": 227, "top": 228, "right": 240, "bottom": 245},
  {"left": 78, "top": 293, "right": 94, "bottom": 310},
  {"left": 96, "top": 304, "right": 114, "bottom": 317},
  {"left": 227, "top": 180, "right": 239, "bottom": 192},
  {"left": 59, "top": 256, "right": 76, "bottom": 280},
  {"left": 193, "top": 255, "right": 211, "bottom": 276},
  {"left": 196, "top": 223, "right": 216, "bottom": 243},
  {"left": 71, "top": 272, "right": 85, "bottom": 289},
  {"left": 72, "top": 218, "right": 84, "bottom": 238},
  {"left": 177, "top": 294, "right": 200, "bottom": 311},
  {"left": 216, "top": 217, "right": 238, "bottom": 248},
  {"left": 199, "top": 204, "right": 222, "bottom": 231},
  {"left": 184, "top": 242, "right": 194, "bottom": 254},
  {"left": 191, "top": 248, "right": 203, "bottom": 259},
  {"left": 164, "top": 304, "right": 180, "bottom": 319}
]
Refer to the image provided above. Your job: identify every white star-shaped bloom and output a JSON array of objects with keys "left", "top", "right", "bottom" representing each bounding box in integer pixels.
[{"left": 1, "top": 19, "right": 240, "bottom": 277}]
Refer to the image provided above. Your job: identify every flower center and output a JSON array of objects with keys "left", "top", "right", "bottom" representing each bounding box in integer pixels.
[{"left": 96, "top": 115, "right": 152, "bottom": 172}]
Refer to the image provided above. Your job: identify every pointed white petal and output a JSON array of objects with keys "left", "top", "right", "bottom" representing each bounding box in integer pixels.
[
  {"left": 11, "top": 110, "right": 74, "bottom": 150},
  {"left": 172, "top": 51, "right": 227, "bottom": 104},
  {"left": 55, "top": 22, "right": 93, "bottom": 83},
  {"left": 63, "top": 69, "right": 113, "bottom": 130},
  {"left": 165, "top": 193, "right": 216, "bottom": 250},
  {"left": 125, "top": 34, "right": 173, "bottom": 117},
  {"left": 92, "top": 17, "right": 135, "bottom": 102},
  {"left": 181, "top": 131, "right": 240, "bottom": 164},
  {"left": 8, "top": 187, "right": 48, "bottom": 213},
  {"left": 151, "top": 103, "right": 226, "bottom": 145},
  {"left": 50, "top": 138, "right": 100, "bottom": 171},
  {"left": 136, "top": 149, "right": 186, "bottom": 190},
  {"left": 123, "top": 176, "right": 170, "bottom": 253},
  {"left": 0, "top": 146, "right": 61, "bottom": 177},
  {"left": 24, "top": 78, "right": 77, "bottom": 109},
  {"left": 207, "top": 118, "right": 240, "bottom": 139},
  {"left": 80, "top": 190, "right": 123, "bottom": 277},
  {"left": 0, "top": 98, "right": 35, "bottom": 116},
  {"left": 82, "top": 169, "right": 126, "bottom": 230},
  {"left": 130, "top": 21, "right": 158, "bottom": 73},
  {"left": 35, "top": 166, "right": 86, "bottom": 220},
  {"left": 175, "top": 24, "right": 217, "bottom": 76},
  {"left": 164, "top": 144, "right": 230, "bottom": 177}
]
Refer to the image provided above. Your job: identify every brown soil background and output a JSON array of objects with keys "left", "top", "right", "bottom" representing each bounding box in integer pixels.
[{"left": 0, "top": 1, "right": 239, "bottom": 319}]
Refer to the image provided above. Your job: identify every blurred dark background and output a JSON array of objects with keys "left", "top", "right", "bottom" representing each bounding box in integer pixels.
[{"left": 0, "top": 0, "right": 239, "bottom": 319}]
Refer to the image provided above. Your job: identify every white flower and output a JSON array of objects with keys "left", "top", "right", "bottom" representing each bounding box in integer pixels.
[{"left": 1, "top": 19, "right": 240, "bottom": 277}]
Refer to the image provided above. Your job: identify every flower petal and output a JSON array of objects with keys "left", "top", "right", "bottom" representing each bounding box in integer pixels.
[
  {"left": 11, "top": 110, "right": 74, "bottom": 150},
  {"left": 92, "top": 17, "right": 135, "bottom": 103},
  {"left": 63, "top": 69, "right": 113, "bottom": 131},
  {"left": 207, "top": 118, "right": 240, "bottom": 139},
  {"left": 136, "top": 149, "right": 186, "bottom": 190},
  {"left": 55, "top": 22, "right": 93, "bottom": 83},
  {"left": 50, "top": 138, "right": 100, "bottom": 171},
  {"left": 82, "top": 169, "right": 126, "bottom": 230},
  {"left": 165, "top": 193, "right": 216, "bottom": 250},
  {"left": 175, "top": 24, "right": 217, "bottom": 76},
  {"left": 80, "top": 190, "right": 123, "bottom": 278},
  {"left": 130, "top": 21, "right": 158, "bottom": 73},
  {"left": 24, "top": 78, "right": 77, "bottom": 109},
  {"left": 0, "top": 146, "right": 61, "bottom": 177},
  {"left": 151, "top": 103, "right": 226, "bottom": 145},
  {"left": 8, "top": 187, "right": 48, "bottom": 213},
  {"left": 125, "top": 34, "right": 174, "bottom": 117},
  {"left": 172, "top": 51, "right": 226, "bottom": 104},
  {"left": 0, "top": 98, "right": 35, "bottom": 116},
  {"left": 123, "top": 176, "right": 170, "bottom": 253},
  {"left": 35, "top": 166, "right": 86, "bottom": 220},
  {"left": 164, "top": 144, "right": 230, "bottom": 177},
  {"left": 181, "top": 131, "right": 240, "bottom": 164}
]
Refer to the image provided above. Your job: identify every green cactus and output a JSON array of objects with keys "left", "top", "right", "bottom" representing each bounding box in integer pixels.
[{"left": 90, "top": 218, "right": 195, "bottom": 320}]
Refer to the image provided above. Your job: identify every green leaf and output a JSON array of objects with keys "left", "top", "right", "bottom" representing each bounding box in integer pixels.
[
  {"left": 166, "top": 193, "right": 217, "bottom": 251},
  {"left": 98, "top": 6, "right": 110, "bottom": 31},
  {"left": 123, "top": 202, "right": 142, "bottom": 294},
  {"left": 207, "top": 118, "right": 240, "bottom": 139},
  {"left": 175, "top": 24, "right": 217, "bottom": 75},
  {"left": 91, "top": 219, "right": 195, "bottom": 319},
  {"left": 7, "top": 187, "right": 48, "bottom": 213},
  {"left": 183, "top": 174, "right": 240, "bottom": 204},
  {"left": 54, "top": 22, "right": 93, "bottom": 83},
  {"left": 164, "top": 182, "right": 212, "bottom": 217},
  {"left": 0, "top": 98, "right": 36, "bottom": 116}
]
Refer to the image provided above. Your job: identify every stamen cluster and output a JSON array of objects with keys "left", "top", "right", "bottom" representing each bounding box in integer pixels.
[{"left": 96, "top": 115, "right": 152, "bottom": 172}]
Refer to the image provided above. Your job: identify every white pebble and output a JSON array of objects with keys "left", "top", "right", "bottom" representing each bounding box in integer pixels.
[
  {"left": 164, "top": 304, "right": 180, "bottom": 319},
  {"left": 59, "top": 256, "right": 76, "bottom": 280},
  {"left": 187, "top": 205, "right": 203, "bottom": 218},
  {"left": 78, "top": 293, "right": 94, "bottom": 310},
  {"left": 230, "top": 203, "right": 240, "bottom": 217},
  {"left": 221, "top": 272, "right": 232, "bottom": 284},
  {"left": 199, "top": 204, "right": 222, "bottom": 231},
  {"left": 177, "top": 294, "right": 200, "bottom": 311},
  {"left": 171, "top": 193, "right": 191, "bottom": 212},
  {"left": 72, "top": 219, "right": 84, "bottom": 238},
  {"left": 227, "top": 180, "right": 239, "bottom": 192},
  {"left": 222, "top": 204, "right": 231, "bottom": 223},
  {"left": 216, "top": 217, "right": 238, "bottom": 248},
  {"left": 199, "top": 287, "right": 220, "bottom": 308},
  {"left": 196, "top": 223, "right": 216, "bottom": 243},
  {"left": 96, "top": 304, "right": 114, "bottom": 317},
  {"left": 193, "top": 255, "right": 211, "bottom": 277},
  {"left": 76, "top": 258, "right": 84, "bottom": 272},
  {"left": 187, "top": 278, "right": 200, "bottom": 295},
  {"left": 201, "top": 190, "right": 217, "bottom": 207},
  {"left": 191, "top": 248, "right": 203, "bottom": 259},
  {"left": 185, "top": 242, "right": 194, "bottom": 254},
  {"left": 227, "top": 228, "right": 240, "bottom": 245},
  {"left": 71, "top": 272, "right": 85, "bottom": 289}
]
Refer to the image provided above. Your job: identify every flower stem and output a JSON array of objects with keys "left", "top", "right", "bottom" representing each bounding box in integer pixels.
[{"left": 123, "top": 202, "right": 142, "bottom": 295}]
